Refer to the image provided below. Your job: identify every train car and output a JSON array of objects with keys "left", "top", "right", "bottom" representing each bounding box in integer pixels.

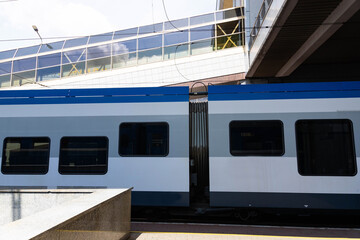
[
  {"left": 208, "top": 81, "right": 360, "bottom": 211},
  {"left": 0, "top": 87, "right": 190, "bottom": 207}
]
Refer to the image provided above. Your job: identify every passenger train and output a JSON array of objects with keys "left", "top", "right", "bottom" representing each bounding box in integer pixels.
[{"left": 0, "top": 81, "right": 360, "bottom": 213}]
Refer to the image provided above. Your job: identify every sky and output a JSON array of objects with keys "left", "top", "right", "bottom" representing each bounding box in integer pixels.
[{"left": 0, "top": 0, "right": 217, "bottom": 51}]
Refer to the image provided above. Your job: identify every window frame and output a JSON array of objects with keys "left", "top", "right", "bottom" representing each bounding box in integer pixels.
[
  {"left": 118, "top": 122, "right": 169, "bottom": 157},
  {"left": 229, "top": 120, "right": 285, "bottom": 157}
]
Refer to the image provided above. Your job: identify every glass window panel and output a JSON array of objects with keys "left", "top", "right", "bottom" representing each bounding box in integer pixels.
[
  {"left": 138, "top": 48, "right": 162, "bottom": 64},
  {"left": 0, "top": 75, "right": 10, "bottom": 88},
  {"left": 15, "top": 45, "right": 40, "bottom": 57},
  {"left": 13, "top": 57, "right": 36, "bottom": 72},
  {"left": 0, "top": 49, "right": 16, "bottom": 61},
  {"left": 38, "top": 53, "right": 61, "bottom": 68},
  {"left": 61, "top": 62, "right": 85, "bottom": 77},
  {"left": 113, "top": 52, "right": 137, "bottom": 69},
  {"left": 88, "top": 32, "right": 113, "bottom": 44},
  {"left": 36, "top": 66, "right": 60, "bottom": 82},
  {"left": 59, "top": 137, "right": 108, "bottom": 174},
  {"left": 0, "top": 61, "right": 12, "bottom": 75},
  {"left": 112, "top": 40, "right": 137, "bottom": 55},
  {"left": 63, "top": 37, "right": 89, "bottom": 49},
  {"left": 114, "top": 27, "right": 138, "bottom": 40},
  {"left": 230, "top": 120, "right": 284, "bottom": 156},
  {"left": 12, "top": 70, "right": 35, "bottom": 86},
  {"left": 190, "top": 25, "right": 215, "bottom": 41},
  {"left": 138, "top": 35, "right": 162, "bottom": 51},
  {"left": 217, "top": 21, "right": 241, "bottom": 36},
  {"left": 139, "top": 23, "right": 163, "bottom": 35},
  {"left": 39, "top": 41, "right": 65, "bottom": 53},
  {"left": 216, "top": 33, "right": 241, "bottom": 50},
  {"left": 164, "top": 30, "right": 189, "bottom": 46},
  {"left": 296, "top": 119, "right": 356, "bottom": 176},
  {"left": 62, "top": 48, "right": 86, "bottom": 64},
  {"left": 190, "top": 39, "right": 215, "bottom": 55},
  {"left": 164, "top": 44, "right": 188, "bottom": 60},
  {"left": 190, "top": 13, "right": 214, "bottom": 25},
  {"left": 1, "top": 137, "right": 50, "bottom": 174},
  {"left": 164, "top": 18, "right": 188, "bottom": 30},
  {"left": 216, "top": 8, "right": 242, "bottom": 21},
  {"left": 87, "top": 44, "right": 111, "bottom": 60},
  {"left": 119, "top": 122, "right": 169, "bottom": 156},
  {"left": 87, "top": 57, "right": 111, "bottom": 73}
]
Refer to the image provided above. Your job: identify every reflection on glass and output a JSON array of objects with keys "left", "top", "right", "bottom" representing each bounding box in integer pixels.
[
  {"left": 216, "top": 8, "right": 242, "bottom": 21},
  {"left": 37, "top": 66, "right": 60, "bottom": 82},
  {"left": 88, "top": 32, "right": 113, "bottom": 44},
  {"left": 217, "top": 34, "right": 241, "bottom": 50},
  {"left": 15, "top": 45, "right": 40, "bottom": 57},
  {"left": 13, "top": 57, "right": 36, "bottom": 72},
  {"left": 112, "top": 40, "right": 137, "bottom": 55},
  {"left": 64, "top": 37, "right": 89, "bottom": 49},
  {"left": 0, "top": 61, "right": 12, "bottom": 75},
  {"left": 62, "top": 49, "right": 86, "bottom": 64},
  {"left": 87, "top": 57, "right": 111, "bottom": 73},
  {"left": 12, "top": 70, "right": 35, "bottom": 86},
  {"left": 87, "top": 44, "right": 111, "bottom": 60},
  {"left": 38, "top": 53, "right": 61, "bottom": 68},
  {"left": 164, "top": 44, "right": 188, "bottom": 60},
  {"left": 190, "top": 13, "right": 214, "bottom": 25},
  {"left": 190, "top": 25, "right": 215, "bottom": 41},
  {"left": 39, "top": 41, "right": 65, "bottom": 53},
  {"left": 0, "top": 49, "right": 16, "bottom": 61},
  {"left": 138, "top": 48, "right": 162, "bottom": 64},
  {"left": 164, "top": 18, "right": 188, "bottom": 30},
  {"left": 139, "top": 23, "right": 163, "bottom": 35},
  {"left": 191, "top": 39, "right": 215, "bottom": 55},
  {"left": 0, "top": 75, "right": 10, "bottom": 88},
  {"left": 113, "top": 52, "right": 137, "bottom": 69},
  {"left": 138, "top": 35, "right": 162, "bottom": 51},
  {"left": 61, "top": 62, "right": 85, "bottom": 77},
  {"left": 114, "top": 27, "right": 138, "bottom": 40},
  {"left": 164, "top": 30, "right": 188, "bottom": 46}
]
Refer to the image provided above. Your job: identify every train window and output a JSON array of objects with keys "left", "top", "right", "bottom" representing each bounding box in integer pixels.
[
  {"left": 229, "top": 120, "right": 284, "bottom": 156},
  {"left": 296, "top": 119, "right": 356, "bottom": 176},
  {"left": 59, "top": 137, "right": 108, "bottom": 174},
  {"left": 1, "top": 137, "right": 50, "bottom": 174},
  {"left": 119, "top": 122, "right": 169, "bottom": 156}
]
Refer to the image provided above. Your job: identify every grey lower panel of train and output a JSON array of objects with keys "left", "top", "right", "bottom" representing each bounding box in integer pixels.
[
  {"left": 210, "top": 192, "right": 360, "bottom": 210},
  {"left": 132, "top": 191, "right": 189, "bottom": 206}
]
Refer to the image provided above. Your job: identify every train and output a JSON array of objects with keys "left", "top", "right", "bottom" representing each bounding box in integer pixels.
[{"left": 0, "top": 81, "right": 360, "bottom": 214}]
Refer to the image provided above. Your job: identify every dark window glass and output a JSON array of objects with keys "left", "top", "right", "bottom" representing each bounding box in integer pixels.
[
  {"left": 39, "top": 41, "right": 65, "bottom": 53},
  {"left": 0, "top": 61, "right": 12, "bottom": 75},
  {"left": 190, "top": 13, "right": 214, "bottom": 25},
  {"left": 59, "top": 137, "right": 108, "bottom": 174},
  {"left": 61, "top": 62, "right": 85, "bottom": 77},
  {"left": 15, "top": 45, "right": 40, "bottom": 57},
  {"left": 13, "top": 57, "right": 36, "bottom": 72},
  {"left": 87, "top": 44, "right": 111, "bottom": 60},
  {"left": 119, "top": 122, "right": 169, "bottom": 156},
  {"left": 64, "top": 37, "right": 89, "bottom": 49},
  {"left": 38, "top": 53, "right": 61, "bottom": 68},
  {"left": 1, "top": 137, "right": 50, "bottom": 174},
  {"left": 230, "top": 120, "right": 284, "bottom": 156},
  {"left": 0, "top": 49, "right": 16, "bottom": 61},
  {"left": 164, "top": 30, "right": 189, "bottom": 46},
  {"left": 164, "top": 18, "right": 188, "bottom": 30},
  {"left": 112, "top": 40, "right": 137, "bottom": 55},
  {"left": 190, "top": 25, "right": 215, "bottom": 41},
  {"left": 139, "top": 23, "right": 163, "bottom": 35},
  {"left": 138, "top": 35, "right": 162, "bottom": 51},
  {"left": 37, "top": 66, "right": 60, "bottom": 82},
  {"left": 88, "top": 32, "right": 113, "bottom": 44},
  {"left": 114, "top": 27, "right": 138, "bottom": 40},
  {"left": 216, "top": 8, "right": 242, "bottom": 21},
  {"left": 62, "top": 48, "right": 86, "bottom": 64},
  {"left": 12, "top": 70, "right": 35, "bottom": 86},
  {"left": 296, "top": 119, "right": 356, "bottom": 176}
]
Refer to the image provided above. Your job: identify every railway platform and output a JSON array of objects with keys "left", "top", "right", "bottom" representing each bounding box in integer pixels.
[{"left": 130, "top": 222, "right": 360, "bottom": 240}]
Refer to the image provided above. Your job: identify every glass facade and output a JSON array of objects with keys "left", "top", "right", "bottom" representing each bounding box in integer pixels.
[{"left": 0, "top": 6, "right": 244, "bottom": 88}]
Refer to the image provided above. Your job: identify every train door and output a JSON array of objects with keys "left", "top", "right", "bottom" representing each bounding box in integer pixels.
[{"left": 189, "top": 101, "right": 210, "bottom": 207}]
